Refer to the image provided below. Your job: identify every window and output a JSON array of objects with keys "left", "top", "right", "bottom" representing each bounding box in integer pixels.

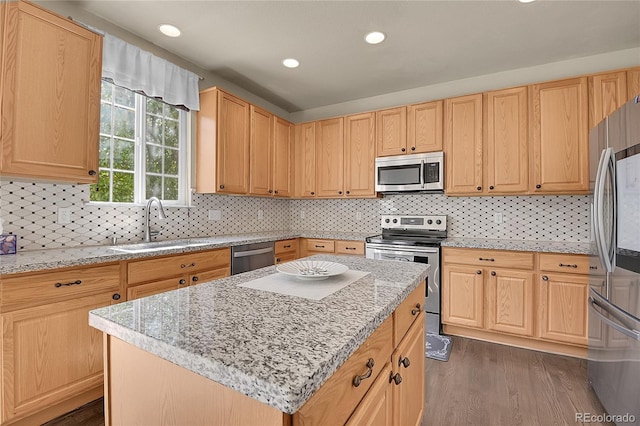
[{"left": 91, "top": 80, "right": 188, "bottom": 204}]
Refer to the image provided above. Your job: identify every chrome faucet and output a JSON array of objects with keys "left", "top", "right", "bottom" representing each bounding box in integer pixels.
[{"left": 144, "top": 197, "right": 167, "bottom": 242}]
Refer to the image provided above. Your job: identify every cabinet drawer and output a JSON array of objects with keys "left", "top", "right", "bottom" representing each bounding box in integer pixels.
[
  {"left": 127, "top": 248, "right": 230, "bottom": 285},
  {"left": 443, "top": 247, "right": 534, "bottom": 270},
  {"left": 293, "top": 316, "right": 393, "bottom": 426},
  {"left": 275, "top": 253, "right": 297, "bottom": 264},
  {"left": 127, "top": 277, "right": 185, "bottom": 300},
  {"left": 275, "top": 239, "right": 298, "bottom": 255},
  {"left": 393, "top": 281, "right": 426, "bottom": 347},
  {"left": 1, "top": 264, "right": 121, "bottom": 312},
  {"left": 539, "top": 253, "right": 590, "bottom": 275},
  {"left": 190, "top": 267, "right": 230, "bottom": 285},
  {"left": 306, "top": 239, "right": 335, "bottom": 253},
  {"left": 335, "top": 241, "right": 365, "bottom": 256}
]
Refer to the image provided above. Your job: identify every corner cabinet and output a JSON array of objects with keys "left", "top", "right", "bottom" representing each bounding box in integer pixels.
[
  {"left": 249, "top": 106, "right": 274, "bottom": 196},
  {"left": 344, "top": 112, "right": 376, "bottom": 197},
  {"left": 272, "top": 116, "right": 293, "bottom": 197},
  {"left": 294, "top": 122, "right": 317, "bottom": 197},
  {"left": 0, "top": 0, "right": 102, "bottom": 183},
  {"left": 196, "top": 88, "right": 250, "bottom": 194}
]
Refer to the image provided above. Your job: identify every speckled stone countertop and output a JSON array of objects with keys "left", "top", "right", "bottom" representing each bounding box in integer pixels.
[
  {"left": 442, "top": 238, "right": 595, "bottom": 255},
  {"left": 0, "top": 231, "right": 373, "bottom": 275},
  {"left": 89, "top": 254, "right": 429, "bottom": 415}
]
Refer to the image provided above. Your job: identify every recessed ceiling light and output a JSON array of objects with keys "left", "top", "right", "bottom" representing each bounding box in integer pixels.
[
  {"left": 282, "top": 58, "right": 300, "bottom": 69},
  {"left": 158, "top": 24, "right": 181, "bottom": 37},
  {"left": 518, "top": 0, "right": 536, "bottom": 3},
  {"left": 365, "top": 31, "right": 386, "bottom": 45}
]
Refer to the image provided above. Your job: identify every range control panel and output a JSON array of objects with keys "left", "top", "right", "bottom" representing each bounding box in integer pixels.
[{"left": 380, "top": 215, "right": 447, "bottom": 232}]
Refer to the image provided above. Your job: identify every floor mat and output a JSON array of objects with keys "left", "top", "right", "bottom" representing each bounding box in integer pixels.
[{"left": 425, "top": 333, "right": 452, "bottom": 362}]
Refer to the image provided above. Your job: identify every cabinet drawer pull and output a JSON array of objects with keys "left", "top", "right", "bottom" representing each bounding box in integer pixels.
[
  {"left": 274, "top": 190, "right": 279, "bottom": 195},
  {"left": 536, "top": 184, "right": 542, "bottom": 189},
  {"left": 179, "top": 279, "right": 186, "bottom": 285},
  {"left": 310, "top": 192, "right": 315, "bottom": 196},
  {"left": 268, "top": 189, "right": 273, "bottom": 194},
  {"left": 401, "top": 148, "right": 406, "bottom": 152},
  {"left": 399, "top": 356, "right": 411, "bottom": 368},
  {"left": 276, "top": 258, "right": 281, "bottom": 263},
  {"left": 590, "top": 266, "right": 598, "bottom": 270},
  {"left": 389, "top": 371, "right": 402, "bottom": 385},
  {"left": 542, "top": 275, "right": 549, "bottom": 281},
  {"left": 411, "top": 303, "right": 421, "bottom": 315},
  {"left": 491, "top": 271, "right": 496, "bottom": 276},
  {"left": 352, "top": 358, "right": 375, "bottom": 387},
  {"left": 315, "top": 245, "right": 325, "bottom": 248},
  {"left": 54, "top": 280, "right": 82, "bottom": 288},
  {"left": 283, "top": 245, "right": 291, "bottom": 248},
  {"left": 181, "top": 262, "right": 196, "bottom": 268},
  {"left": 411, "top": 147, "right": 416, "bottom": 151},
  {"left": 479, "top": 257, "right": 495, "bottom": 262},
  {"left": 559, "top": 263, "right": 578, "bottom": 268},
  {"left": 346, "top": 247, "right": 356, "bottom": 250}
]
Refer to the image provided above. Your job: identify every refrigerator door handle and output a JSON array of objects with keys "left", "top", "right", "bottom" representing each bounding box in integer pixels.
[
  {"left": 589, "top": 289, "right": 640, "bottom": 341},
  {"left": 593, "top": 147, "right": 615, "bottom": 274}
]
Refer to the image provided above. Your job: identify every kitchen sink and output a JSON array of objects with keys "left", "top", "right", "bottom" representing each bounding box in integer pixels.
[{"left": 110, "top": 239, "right": 213, "bottom": 253}]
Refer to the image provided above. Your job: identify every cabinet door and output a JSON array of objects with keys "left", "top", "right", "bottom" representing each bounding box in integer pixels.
[
  {"left": 344, "top": 112, "right": 375, "bottom": 197},
  {"left": 627, "top": 67, "right": 640, "bottom": 100},
  {"left": 375, "top": 107, "right": 407, "bottom": 157},
  {"left": 294, "top": 122, "right": 317, "bottom": 197},
  {"left": 442, "top": 264, "right": 484, "bottom": 328},
  {"left": 217, "top": 91, "right": 250, "bottom": 194},
  {"left": 273, "top": 117, "right": 292, "bottom": 197},
  {"left": 392, "top": 316, "right": 425, "bottom": 426},
  {"left": 589, "top": 71, "right": 627, "bottom": 128},
  {"left": 530, "top": 78, "right": 589, "bottom": 193},
  {"left": 407, "top": 100, "right": 443, "bottom": 153},
  {"left": 484, "top": 87, "right": 528, "bottom": 194},
  {"left": 538, "top": 273, "right": 588, "bottom": 346},
  {"left": 485, "top": 269, "right": 534, "bottom": 337},
  {"left": 0, "top": 1, "right": 102, "bottom": 183},
  {"left": 249, "top": 106, "right": 273, "bottom": 196},
  {"left": 127, "top": 277, "right": 186, "bottom": 300},
  {"left": 1, "top": 292, "right": 111, "bottom": 422},
  {"left": 346, "top": 363, "right": 393, "bottom": 426},
  {"left": 444, "top": 94, "right": 483, "bottom": 195},
  {"left": 316, "top": 117, "right": 345, "bottom": 197}
]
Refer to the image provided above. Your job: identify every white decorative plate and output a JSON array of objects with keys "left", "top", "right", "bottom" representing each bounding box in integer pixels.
[{"left": 276, "top": 260, "right": 349, "bottom": 281}]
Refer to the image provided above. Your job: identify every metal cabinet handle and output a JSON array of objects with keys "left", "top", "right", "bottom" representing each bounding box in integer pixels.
[
  {"left": 491, "top": 271, "right": 496, "bottom": 276},
  {"left": 346, "top": 247, "right": 356, "bottom": 250},
  {"left": 352, "top": 358, "right": 375, "bottom": 387},
  {"left": 479, "top": 257, "right": 495, "bottom": 262},
  {"left": 411, "top": 303, "right": 422, "bottom": 315},
  {"left": 346, "top": 190, "right": 350, "bottom": 195},
  {"left": 389, "top": 371, "right": 402, "bottom": 385},
  {"left": 181, "top": 262, "right": 196, "bottom": 268},
  {"left": 338, "top": 191, "right": 343, "bottom": 195},
  {"left": 315, "top": 245, "right": 325, "bottom": 248},
  {"left": 536, "top": 184, "right": 542, "bottom": 189},
  {"left": 310, "top": 192, "right": 315, "bottom": 196},
  {"left": 411, "top": 147, "right": 416, "bottom": 151},
  {"left": 88, "top": 170, "right": 96, "bottom": 176},
  {"left": 401, "top": 148, "right": 406, "bottom": 152},
  {"left": 112, "top": 293, "right": 121, "bottom": 301},
  {"left": 559, "top": 263, "right": 578, "bottom": 268},
  {"left": 399, "top": 356, "right": 410, "bottom": 368},
  {"left": 269, "top": 189, "right": 273, "bottom": 194},
  {"left": 542, "top": 275, "right": 549, "bottom": 281},
  {"left": 192, "top": 276, "right": 199, "bottom": 282},
  {"left": 274, "top": 190, "right": 279, "bottom": 195},
  {"left": 489, "top": 185, "right": 494, "bottom": 190},
  {"left": 219, "top": 184, "right": 225, "bottom": 189},
  {"left": 276, "top": 258, "right": 281, "bottom": 263},
  {"left": 476, "top": 186, "right": 482, "bottom": 191},
  {"left": 55, "top": 280, "right": 82, "bottom": 288},
  {"left": 179, "top": 279, "right": 186, "bottom": 285},
  {"left": 476, "top": 270, "right": 482, "bottom": 275},
  {"left": 284, "top": 245, "right": 291, "bottom": 248}
]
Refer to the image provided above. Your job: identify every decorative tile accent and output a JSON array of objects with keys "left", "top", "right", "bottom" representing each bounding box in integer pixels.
[{"left": 0, "top": 177, "right": 591, "bottom": 252}]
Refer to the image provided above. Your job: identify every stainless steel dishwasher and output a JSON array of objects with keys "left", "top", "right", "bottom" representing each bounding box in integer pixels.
[{"left": 231, "top": 241, "right": 275, "bottom": 275}]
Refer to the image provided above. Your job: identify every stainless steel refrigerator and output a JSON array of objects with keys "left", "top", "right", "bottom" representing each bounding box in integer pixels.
[{"left": 588, "top": 96, "right": 640, "bottom": 425}]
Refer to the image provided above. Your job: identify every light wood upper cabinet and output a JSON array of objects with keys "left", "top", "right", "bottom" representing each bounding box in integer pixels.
[
  {"left": 444, "top": 94, "right": 483, "bottom": 195},
  {"left": 294, "top": 122, "right": 317, "bottom": 197},
  {"left": 376, "top": 106, "right": 407, "bottom": 156},
  {"left": 408, "top": 100, "right": 444, "bottom": 153},
  {"left": 0, "top": 0, "right": 102, "bottom": 183},
  {"left": 344, "top": 112, "right": 376, "bottom": 197},
  {"left": 627, "top": 66, "right": 640, "bottom": 100},
  {"left": 196, "top": 88, "right": 250, "bottom": 194},
  {"left": 249, "top": 106, "right": 274, "bottom": 196},
  {"left": 589, "top": 71, "right": 628, "bottom": 128},
  {"left": 315, "top": 117, "right": 345, "bottom": 197},
  {"left": 484, "top": 87, "right": 529, "bottom": 194},
  {"left": 529, "top": 77, "right": 589, "bottom": 194},
  {"left": 272, "top": 116, "right": 293, "bottom": 197}
]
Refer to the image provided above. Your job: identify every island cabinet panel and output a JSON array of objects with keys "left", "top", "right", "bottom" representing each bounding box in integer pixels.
[
  {"left": 293, "top": 316, "right": 393, "bottom": 426},
  {"left": 393, "top": 281, "right": 426, "bottom": 347},
  {"left": 345, "top": 363, "right": 393, "bottom": 426},
  {"left": 0, "top": 0, "right": 102, "bottom": 183}
]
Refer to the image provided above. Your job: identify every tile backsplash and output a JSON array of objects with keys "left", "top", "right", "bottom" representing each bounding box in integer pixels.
[{"left": 0, "top": 179, "right": 591, "bottom": 251}]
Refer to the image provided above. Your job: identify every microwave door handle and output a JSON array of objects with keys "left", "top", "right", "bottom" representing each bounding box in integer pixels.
[{"left": 420, "top": 160, "right": 425, "bottom": 189}]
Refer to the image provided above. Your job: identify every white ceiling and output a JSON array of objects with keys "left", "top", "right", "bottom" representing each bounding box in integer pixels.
[{"left": 69, "top": 1, "right": 640, "bottom": 112}]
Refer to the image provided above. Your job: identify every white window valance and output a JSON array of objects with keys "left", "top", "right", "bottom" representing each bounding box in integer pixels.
[{"left": 102, "top": 33, "right": 200, "bottom": 111}]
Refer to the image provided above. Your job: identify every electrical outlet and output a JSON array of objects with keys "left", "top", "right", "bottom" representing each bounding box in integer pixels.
[
  {"left": 258, "top": 210, "right": 264, "bottom": 220},
  {"left": 208, "top": 210, "right": 221, "bottom": 221},
  {"left": 300, "top": 210, "right": 305, "bottom": 219},
  {"left": 494, "top": 212, "right": 503, "bottom": 224},
  {"left": 57, "top": 208, "right": 72, "bottom": 224},
  {"left": 356, "top": 211, "right": 362, "bottom": 220}
]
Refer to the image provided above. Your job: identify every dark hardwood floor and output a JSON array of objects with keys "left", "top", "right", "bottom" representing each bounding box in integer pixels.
[
  {"left": 424, "top": 336, "right": 613, "bottom": 426},
  {"left": 46, "top": 337, "right": 611, "bottom": 426}
]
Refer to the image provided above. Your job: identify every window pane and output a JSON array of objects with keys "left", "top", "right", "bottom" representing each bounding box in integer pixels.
[
  {"left": 146, "top": 175, "right": 162, "bottom": 199},
  {"left": 164, "top": 148, "right": 178, "bottom": 175},
  {"left": 90, "top": 170, "right": 111, "bottom": 202},
  {"left": 164, "top": 119, "right": 179, "bottom": 148},
  {"left": 167, "top": 106, "right": 180, "bottom": 120},
  {"left": 146, "top": 115, "right": 163, "bottom": 144},
  {"left": 164, "top": 177, "right": 178, "bottom": 200},
  {"left": 101, "top": 81, "right": 113, "bottom": 102},
  {"left": 146, "top": 145, "right": 163, "bottom": 174},
  {"left": 112, "top": 172, "right": 135, "bottom": 203},
  {"left": 100, "top": 104, "right": 112, "bottom": 134},
  {"left": 113, "top": 139, "right": 135, "bottom": 171},
  {"left": 146, "top": 98, "right": 164, "bottom": 116},
  {"left": 114, "top": 107, "right": 135, "bottom": 139},
  {"left": 114, "top": 85, "right": 135, "bottom": 108},
  {"left": 99, "top": 136, "right": 111, "bottom": 168}
]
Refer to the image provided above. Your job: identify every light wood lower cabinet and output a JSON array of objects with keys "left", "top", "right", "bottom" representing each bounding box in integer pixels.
[
  {"left": 275, "top": 239, "right": 299, "bottom": 264},
  {"left": 442, "top": 264, "right": 485, "bottom": 328},
  {"left": 485, "top": 269, "right": 534, "bottom": 337},
  {"left": 345, "top": 363, "right": 394, "bottom": 426},
  {"left": 391, "top": 315, "right": 425, "bottom": 426},
  {"left": 301, "top": 238, "right": 364, "bottom": 257}
]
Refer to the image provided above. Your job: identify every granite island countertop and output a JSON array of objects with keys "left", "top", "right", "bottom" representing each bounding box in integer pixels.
[
  {"left": 88, "top": 254, "right": 429, "bottom": 415},
  {"left": 442, "top": 237, "right": 595, "bottom": 255}
]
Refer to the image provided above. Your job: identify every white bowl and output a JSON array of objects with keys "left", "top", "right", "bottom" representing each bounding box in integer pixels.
[{"left": 276, "top": 260, "right": 349, "bottom": 281}]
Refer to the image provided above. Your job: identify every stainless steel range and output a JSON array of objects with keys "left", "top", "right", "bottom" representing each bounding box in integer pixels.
[{"left": 365, "top": 215, "right": 447, "bottom": 334}]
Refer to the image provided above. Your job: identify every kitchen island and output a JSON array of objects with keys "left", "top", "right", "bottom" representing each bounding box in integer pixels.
[{"left": 89, "top": 255, "right": 429, "bottom": 425}]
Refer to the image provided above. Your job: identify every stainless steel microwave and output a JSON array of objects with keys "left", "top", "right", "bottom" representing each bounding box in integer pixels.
[{"left": 375, "top": 152, "right": 444, "bottom": 193}]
